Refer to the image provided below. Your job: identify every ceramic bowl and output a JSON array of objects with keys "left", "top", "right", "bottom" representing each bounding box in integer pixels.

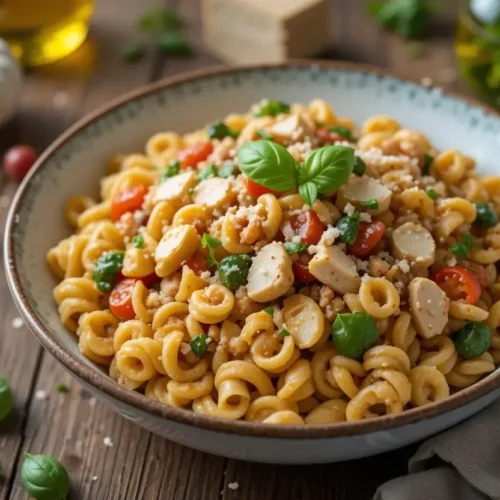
[{"left": 5, "top": 61, "right": 500, "bottom": 464}]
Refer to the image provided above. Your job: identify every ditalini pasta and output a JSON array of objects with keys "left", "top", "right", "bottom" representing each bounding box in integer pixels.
[{"left": 48, "top": 98, "right": 500, "bottom": 424}]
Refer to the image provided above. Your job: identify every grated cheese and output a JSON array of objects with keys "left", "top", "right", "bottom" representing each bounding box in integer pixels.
[
  {"left": 344, "top": 203, "right": 356, "bottom": 216},
  {"left": 359, "top": 212, "right": 372, "bottom": 223},
  {"left": 398, "top": 259, "right": 411, "bottom": 273}
]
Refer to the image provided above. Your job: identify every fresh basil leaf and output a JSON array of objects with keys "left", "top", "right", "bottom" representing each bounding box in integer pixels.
[
  {"left": 426, "top": 188, "right": 438, "bottom": 200},
  {"left": 361, "top": 199, "right": 379, "bottom": 209},
  {"left": 264, "top": 306, "right": 274, "bottom": 315},
  {"left": 353, "top": 156, "right": 366, "bottom": 176},
  {"left": 201, "top": 233, "right": 222, "bottom": 267},
  {"left": 284, "top": 241, "right": 308, "bottom": 254},
  {"left": 190, "top": 334, "right": 208, "bottom": 357},
  {"left": 22, "top": 453, "right": 70, "bottom": 500},
  {"left": 278, "top": 328, "right": 290, "bottom": 337},
  {"left": 207, "top": 120, "right": 237, "bottom": 140},
  {"left": 158, "top": 31, "right": 192, "bottom": 56},
  {"left": 332, "top": 312, "right": 378, "bottom": 359},
  {"left": 300, "top": 145, "right": 354, "bottom": 192},
  {"left": 217, "top": 162, "right": 237, "bottom": 178},
  {"left": 132, "top": 235, "right": 145, "bottom": 249},
  {"left": 55, "top": 383, "right": 68, "bottom": 393},
  {"left": 254, "top": 100, "right": 290, "bottom": 117},
  {"left": 197, "top": 164, "right": 217, "bottom": 181},
  {"left": 161, "top": 161, "right": 180, "bottom": 181},
  {"left": 237, "top": 140, "right": 297, "bottom": 192},
  {"left": 330, "top": 126, "right": 354, "bottom": 141},
  {"left": 0, "top": 376, "right": 13, "bottom": 422},
  {"left": 298, "top": 182, "right": 318, "bottom": 207},
  {"left": 336, "top": 212, "right": 360, "bottom": 245},
  {"left": 92, "top": 252, "right": 125, "bottom": 292}
]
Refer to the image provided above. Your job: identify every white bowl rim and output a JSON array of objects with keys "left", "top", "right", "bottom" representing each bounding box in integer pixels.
[{"left": 5, "top": 60, "right": 500, "bottom": 439}]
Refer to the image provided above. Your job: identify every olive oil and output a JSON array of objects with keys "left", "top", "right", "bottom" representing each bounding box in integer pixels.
[
  {"left": 0, "top": 0, "right": 94, "bottom": 66},
  {"left": 455, "top": 2, "right": 500, "bottom": 108}
]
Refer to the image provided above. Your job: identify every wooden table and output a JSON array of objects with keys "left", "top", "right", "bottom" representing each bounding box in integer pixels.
[{"left": 0, "top": 1, "right": 471, "bottom": 499}]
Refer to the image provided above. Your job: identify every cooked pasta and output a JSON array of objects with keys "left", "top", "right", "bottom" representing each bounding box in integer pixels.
[{"left": 48, "top": 99, "right": 500, "bottom": 424}]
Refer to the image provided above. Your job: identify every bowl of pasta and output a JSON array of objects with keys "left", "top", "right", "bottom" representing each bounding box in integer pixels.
[{"left": 5, "top": 61, "right": 500, "bottom": 464}]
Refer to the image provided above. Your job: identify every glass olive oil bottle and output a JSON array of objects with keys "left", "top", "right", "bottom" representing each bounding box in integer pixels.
[{"left": 0, "top": 0, "right": 94, "bottom": 66}]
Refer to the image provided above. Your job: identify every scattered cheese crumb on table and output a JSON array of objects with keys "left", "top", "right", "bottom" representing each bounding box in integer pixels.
[
  {"left": 228, "top": 482, "right": 239, "bottom": 491},
  {"left": 12, "top": 317, "right": 24, "bottom": 329},
  {"left": 103, "top": 436, "right": 114, "bottom": 447},
  {"left": 35, "top": 390, "right": 48, "bottom": 401}
]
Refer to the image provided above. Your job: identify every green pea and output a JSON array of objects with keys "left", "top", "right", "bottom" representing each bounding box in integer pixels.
[
  {"left": 218, "top": 254, "right": 252, "bottom": 291},
  {"left": 452, "top": 322, "right": 491, "bottom": 360},
  {"left": 332, "top": 312, "right": 378, "bottom": 359},
  {"left": 474, "top": 202, "right": 498, "bottom": 229}
]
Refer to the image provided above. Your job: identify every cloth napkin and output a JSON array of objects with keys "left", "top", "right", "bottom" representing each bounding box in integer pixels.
[{"left": 375, "top": 399, "right": 500, "bottom": 500}]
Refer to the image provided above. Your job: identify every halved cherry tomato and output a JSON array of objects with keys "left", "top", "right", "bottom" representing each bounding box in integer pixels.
[
  {"left": 314, "top": 128, "right": 351, "bottom": 144},
  {"left": 185, "top": 252, "right": 210, "bottom": 275},
  {"left": 110, "top": 184, "right": 148, "bottom": 221},
  {"left": 349, "top": 221, "right": 386, "bottom": 257},
  {"left": 292, "top": 263, "right": 315, "bottom": 284},
  {"left": 244, "top": 177, "right": 278, "bottom": 197},
  {"left": 178, "top": 142, "right": 213, "bottom": 169},
  {"left": 291, "top": 209, "right": 325, "bottom": 245},
  {"left": 430, "top": 266, "right": 482, "bottom": 305},
  {"left": 109, "top": 278, "right": 136, "bottom": 320}
]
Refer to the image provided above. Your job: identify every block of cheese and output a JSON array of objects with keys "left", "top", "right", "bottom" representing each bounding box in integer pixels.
[{"left": 202, "top": 0, "right": 333, "bottom": 64}]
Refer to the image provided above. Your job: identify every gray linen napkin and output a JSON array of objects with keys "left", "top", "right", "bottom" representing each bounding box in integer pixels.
[{"left": 375, "top": 399, "right": 500, "bottom": 500}]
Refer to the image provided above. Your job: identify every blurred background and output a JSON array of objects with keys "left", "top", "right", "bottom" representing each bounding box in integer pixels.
[{"left": 1, "top": 1, "right": 500, "bottom": 499}]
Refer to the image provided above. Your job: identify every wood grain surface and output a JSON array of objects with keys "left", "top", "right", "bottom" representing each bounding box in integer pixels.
[{"left": 0, "top": 0, "right": 469, "bottom": 498}]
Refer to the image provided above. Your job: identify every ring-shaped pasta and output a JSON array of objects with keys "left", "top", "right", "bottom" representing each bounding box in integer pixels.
[
  {"left": 116, "top": 338, "right": 165, "bottom": 381},
  {"left": 304, "top": 399, "right": 348, "bottom": 425},
  {"left": 188, "top": 284, "right": 235, "bottom": 324},
  {"left": 245, "top": 396, "right": 299, "bottom": 422},
  {"left": 359, "top": 278, "right": 400, "bottom": 319},
  {"left": 410, "top": 365, "right": 450, "bottom": 406},
  {"left": 346, "top": 381, "right": 401, "bottom": 421},
  {"left": 250, "top": 332, "right": 296, "bottom": 373},
  {"left": 214, "top": 360, "right": 275, "bottom": 397}
]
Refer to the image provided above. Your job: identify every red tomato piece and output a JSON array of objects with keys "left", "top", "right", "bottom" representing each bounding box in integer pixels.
[
  {"left": 141, "top": 272, "right": 160, "bottom": 287},
  {"left": 185, "top": 252, "right": 210, "bottom": 275},
  {"left": 314, "top": 128, "right": 351, "bottom": 144},
  {"left": 430, "top": 266, "right": 482, "bottom": 305},
  {"left": 244, "top": 177, "right": 278, "bottom": 197},
  {"left": 292, "top": 263, "right": 316, "bottom": 284},
  {"left": 290, "top": 209, "right": 325, "bottom": 245},
  {"left": 3, "top": 145, "right": 38, "bottom": 181},
  {"left": 349, "top": 221, "right": 386, "bottom": 257},
  {"left": 110, "top": 184, "right": 148, "bottom": 221},
  {"left": 109, "top": 278, "right": 136, "bottom": 320},
  {"left": 178, "top": 142, "right": 213, "bottom": 169}
]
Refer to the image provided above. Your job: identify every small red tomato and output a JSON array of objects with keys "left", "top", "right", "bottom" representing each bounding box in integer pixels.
[
  {"left": 179, "top": 142, "right": 213, "bottom": 169},
  {"left": 291, "top": 209, "right": 325, "bottom": 245},
  {"left": 185, "top": 252, "right": 210, "bottom": 275},
  {"left": 292, "top": 263, "right": 315, "bottom": 284},
  {"left": 244, "top": 177, "right": 277, "bottom": 197},
  {"left": 109, "top": 278, "right": 136, "bottom": 320},
  {"left": 430, "top": 266, "right": 482, "bottom": 305},
  {"left": 314, "top": 128, "right": 349, "bottom": 144},
  {"left": 141, "top": 272, "right": 160, "bottom": 287},
  {"left": 3, "top": 145, "right": 38, "bottom": 181},
  {"left": 110, "top": 184, "right": 148, "bottom": 221},
  {"left": 349, "top": 221, "right": 386, "bottom": 257}
]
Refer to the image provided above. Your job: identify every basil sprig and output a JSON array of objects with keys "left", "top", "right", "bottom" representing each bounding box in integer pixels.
[
  {"left": 0, "top": 376, "right": 13, "bottom": 421},
  {"left": 21, "top": 453, "right": 70, "bottom": 500},
  {"left": 201, "top": 233, "right": 222, "bottom": 267},
  {"left": 238, "top": 140, "right": 354, "bottom": 206}
]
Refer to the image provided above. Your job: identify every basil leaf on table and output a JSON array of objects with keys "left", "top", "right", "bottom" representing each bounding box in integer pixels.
[
  {"left": 0, "top": 376, "right": 13, "bottom": 421},
  {"left": 21, "top": 453, "right": 70, "bottom": 500},
  {"left": 299, "top": 145, "right": 354, "bottom": 193},
  {"left": 237, "top": 140, "right": 297, "bottom": 192}
]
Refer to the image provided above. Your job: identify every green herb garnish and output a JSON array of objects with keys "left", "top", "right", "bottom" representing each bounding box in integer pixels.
[
  {"left": 361, "top": 199, "right": 379, "bottom": 210},
  {"left": 283, "top": 241, "right": 308, "bottom": 254},
  {"left": 122, "top": 42, "right": 145, "bottom": 63},
  {"left": 132, "top": 235, "right": 145, "bottom": 249},
  {"left": 368, "top": 0, "right": 432, "bottom": 39},
  {"left": 254, "top": 100, "right": 290, "bottom": 117},
  {"left": 426, "top": 188, "right": 438, "bottom": 200},
  {"left": 0, "top": 377, "right": 13, "bottom": 422},
  {"left": 336, "top": 212, "right": 360, "bottom": 245},
  {"left": 201, "top": 233, "right": 222, "bottom": 267},
  {"left": 139, "top": 6, "right": 182, "bottom": 32},
  {"left": 450, "top": 233, "right": 478, "bottom": 259},
  {"left": 197, "top": 164, "right": 217, "bottom": 181},
  {"left": 161, "top": 161, "right": 180, "bottom": 181},
  {"left": 190, "top": 334, "right": 208, "bottom": 357},
  {"left": 423, "top": 153, "right": 434, "bottom": 175},
  {"left": 157, "top": 31, "right": 191, "bottom": 55},
  {"left": 22, "top": 453, "right": 70, "bottom": 500},
  {"left": 452, "top": 322, "right": 491, "bottom": 360},
  {"left": 218, "top": 254, "right": 252, "bottom": 291},
  {"left": 256, "top": 129, "right": 273, "bottom": 140},
  {"left": 217, "top": 162, "right": 237, "bottom": 178},
  {"left": 264, "top": 307, "right": 274, "bottom": 316},
  {"left": 278, "top": 328, "right": 290, "bottom": 337},
  {"left": 473, "top": 201, "right": 498, "bottom": 229},
  {"left": 353, "top": 156, "right": 367, "bottom": 176},
  {"left": 55, "top": 384, "right": 69, "bottom": 393},
  {"left": 207, "top": 121, "right": 237, "bottom": 140},
  {"left": 92, "top": 252, "right": 124, "bottom": 292},
  {"left": 330, "top": 126, "right": 354, "bottom": 141},
  {"left": 332, "top": 312, "right": 379, "bottom": 359}
]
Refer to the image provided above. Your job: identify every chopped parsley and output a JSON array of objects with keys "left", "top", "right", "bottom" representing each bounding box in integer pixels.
[
  {"left": 132, "top": 235, "right": 145, "bottom": 249},
  {"left": 284, "top": 241, "right": 308, "bottom": 254},
  {"left": 201, "top": 233, "right": 222, "bottom": 267},
  {"left": 217, "top": 162, "right": 237, "bottom": 178},
  {"left": 190, "top": 334, "right": 208, "bottom": 357},
  {"left": 423, "top": 153, "right": 433, "bottom": 175},
  {"left": 264, "top": 307, "right": 274, "bottom": 316},
  {"left": 426, "top": 188, "right": 438, "bottom": 200},
  {"left": 278, "top": 328, "right": 290, "bottom": 337},
  {"left": 361, "top": 199, "right": 379, "bottom": 210},
  {"left": 197, "top": 164, "right": 217, "bottom": 181},
  {"left": 161, "top": 161, "right": 180, "bottom": 181}
]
